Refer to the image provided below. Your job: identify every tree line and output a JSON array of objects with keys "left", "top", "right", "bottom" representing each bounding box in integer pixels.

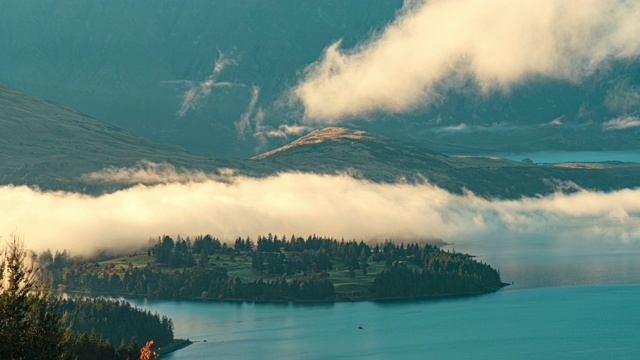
[
  {"left": 58, "top": 265, "right": 335, "bottom": 302},
  {"left": 44, "top": 233, "right": 505, "bottom": 302},
  {"left": 61, "top": 297, "right": 174, "bottom": 354},
  {"left": 0, "top": 235, "right": 171, "bottom": 360}
]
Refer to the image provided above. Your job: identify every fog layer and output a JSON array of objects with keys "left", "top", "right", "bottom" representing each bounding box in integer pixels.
[{"left": 1, "top": 172, "right": 638, "bottom": 255}]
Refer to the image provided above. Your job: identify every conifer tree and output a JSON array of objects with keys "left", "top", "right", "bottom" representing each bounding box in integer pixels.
[{"left": 0, "top": 234, "right": 71, "bottom": 359}]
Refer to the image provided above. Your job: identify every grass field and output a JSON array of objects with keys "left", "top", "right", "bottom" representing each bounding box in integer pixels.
[
  {"left": 99, "top": 252, "right": 387, "bottom": 295},
  {"left": 99, "top": 253, "right": 156, "bottom": 269}
]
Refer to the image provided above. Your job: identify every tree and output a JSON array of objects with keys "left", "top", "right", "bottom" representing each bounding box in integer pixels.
[
  {"left": 0, "top": 234, "right": 71, "bottom": 359},
  {"left": 38, "top": 249, "right": 54, "bottom": 269},
  {"left": 359, "top": 248, "right": 369, "bottom": 275},
  {"left": 199, "top": 248, "right": 209, "bottom": 267}
]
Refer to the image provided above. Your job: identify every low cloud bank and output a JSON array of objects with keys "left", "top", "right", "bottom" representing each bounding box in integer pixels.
[
  {"left": 81, "top": 160, "right": 236, "bottom": 185},
  {"left": 1, "top": 172, "right": 639, "bottom": 256},
  {"left": 603, "top": 116, "right": 640, "bottom": 130},
  {"left": 293, "top": 0, "right": 640, "bottom": 122}
]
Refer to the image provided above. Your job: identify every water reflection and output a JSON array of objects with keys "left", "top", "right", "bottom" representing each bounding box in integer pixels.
[
  {"left": 450, "top": 237, "right": 640, "bottom": 289},
  {"left": 129, "top": 285, "right": 640, "bottom": 360}
]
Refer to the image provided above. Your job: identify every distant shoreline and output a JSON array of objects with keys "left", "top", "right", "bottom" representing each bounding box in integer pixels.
[
  {"left": 157, "top": 339, "right": 192, "bottom": 356},
  {"left": 67, "top": 283, "right": 509, "bottom": 305}
]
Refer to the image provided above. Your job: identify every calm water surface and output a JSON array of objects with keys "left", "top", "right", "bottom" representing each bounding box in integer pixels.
[
  {"left": 128, "top": 240, "right": 640, "bottom": 359},
  {"left": 131, "top": 285, "right": 640, "bottom": 359},
  {"left": 477, "top": 150, "right": 640, "bottom": 164}
]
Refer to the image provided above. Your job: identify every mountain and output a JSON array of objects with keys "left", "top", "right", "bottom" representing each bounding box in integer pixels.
[
  {"left": 252, "top": 127, "right": 640, "bottom": 197},
  {"left": 2, "top": 83, "right": 639, "bottom": 197},
  {"left": 0, "top": 0, "right": 402, "bottom": 158},
  {"left": 1, "top": 1, "right": 639, "bottom": 158},
  {"left": 0, "top": 84, "right": 256, "bottom": 192}
]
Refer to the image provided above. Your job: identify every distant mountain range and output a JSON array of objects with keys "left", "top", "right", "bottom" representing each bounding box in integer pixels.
[
  {"left": 2, "top": 84, "right": 639, "bottom": 197},
  {"left": 1, "top": 1, "right": 639, "bottom": 158}
]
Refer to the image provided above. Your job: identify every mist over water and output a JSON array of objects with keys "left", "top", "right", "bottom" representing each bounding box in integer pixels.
[{"left": 1, "top": 172, "right": 638, "bottom": 272}]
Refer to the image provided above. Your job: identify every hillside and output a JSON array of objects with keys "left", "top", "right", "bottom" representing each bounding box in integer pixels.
[
  {"left": 1, "top": 83, "right": 639, "bottom": 197},
  {"left": 0, "top": 0, "right": 402, "bottom": 157},
  {"left": 0, "top": 84, "right": 255, "bottom": 192},
  {"left": 1, "top": 1, "right": 639, "bottom": 157},
  {"left": 252, "top": 127, "right": 640, "bottom": 197}
]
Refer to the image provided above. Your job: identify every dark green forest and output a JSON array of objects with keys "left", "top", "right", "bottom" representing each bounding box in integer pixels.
[
  {"left": 0, "top": 235, "right": 176, "bottom": 360},
  {"left": 45, "top": 233, "right": 506, "bottom": 302},
  {"left": 61, "top": 297, "right": 174, "bottom": 358}
]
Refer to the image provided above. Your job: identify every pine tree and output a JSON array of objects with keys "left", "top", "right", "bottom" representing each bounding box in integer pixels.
[{"left": 0, "top": 234, "right": 71, "bottom": 359}]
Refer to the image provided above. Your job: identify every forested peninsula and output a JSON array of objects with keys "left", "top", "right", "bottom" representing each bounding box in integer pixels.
[{"left": 42, "top": 234, "right": 508, "bottom": 302}]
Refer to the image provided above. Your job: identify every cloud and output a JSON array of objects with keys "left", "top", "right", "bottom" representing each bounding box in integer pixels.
[
  {"left": 254, "top": 124, "right": 315, "bottom": 139},
  {"left": 438, "top": 123, "right": 468, "bottom": 132},
  {"left": 541, "top": 117, "right": 564, "bottom": 127},
  {"left": 432, "top": 122, "right": 512, "bottom": 133},
  {"left": 81, "top": 160, "right": 236, "bottom": 185},
  {"left": 603, "top": 116, "right": 640, "bottom": 130},
  {"left": 293, "top": 0, "right": 640, "bottom": 123},
  {"left": 177, "top": 50, "right": 237, "bottom": 117},
  {"left": 235, "top": 85, "right": 261, "bottom": 139},
  {"left": 1, "top": 172, "right": 639, "bottom": 257},
  {"left": 605, "top": 81, "right": 640, "bottom": 114}
]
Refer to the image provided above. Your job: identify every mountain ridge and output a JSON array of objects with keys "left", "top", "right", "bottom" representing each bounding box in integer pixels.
[
  {"left": 2, "top": 83, "right": 640, "bottom": 198},
  {"left": 250, "top": 126, "right": 640, "bottom": 197},
  {"left": 252, "top": 127, "right": 377, "bottom": 160},
  {"left": 1, "top": 1, "right": 639, "bottom": 157},
  {"left": 0, "top": 83, "right": 257, "bottom": 192}
]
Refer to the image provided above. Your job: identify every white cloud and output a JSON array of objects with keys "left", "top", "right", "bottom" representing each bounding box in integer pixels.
[
  {"left": 254, "top": 124, "right": 315, "bottom": 139},
  {"left": 541, "top": 117, "right": 564, "bottom": 127},
  {"left": 1, "top": 172, "right": 639, "bottom": 256},
  {"left": 605, "top": 82, "right": 640, "bottom": 113},
  {"left": 81, "top": 160, "right": 236, "bottom": 185},
  {"left": 293, "top": 0, "right": 640, "bottom": 123},
  {"left": 603, "top": 116, "right": 640, "bottom": 130},
  {"left": 177, "top": 50, "right": 237, "bottom": 117},
  {"left": 235, "top": 85, "right": 261, "bottom": 139},
  {"left": 432, "top": 122, "right": 512, "bottom": 133},
  {"left": 438, "top": 123, "right": 468, "bottom": 132}
]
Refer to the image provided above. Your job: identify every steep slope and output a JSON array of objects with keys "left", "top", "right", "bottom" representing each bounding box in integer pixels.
[
  {"left": 0, "top": 84, "right": 252, "bottom": 192},
  {"left": 1, "top": 1, "right": 638, "bottom": 157},
  {"left": 0, "top": 0, "right": 402, "bottom": 157},
  {"left": 2, "top": 84, "right": 638, "bottom": 198},
  {"left": 252, "top": 127, "right": 640, "bottom": 197}
]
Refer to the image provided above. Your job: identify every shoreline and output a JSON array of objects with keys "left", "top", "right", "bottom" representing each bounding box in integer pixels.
[
  {"left": 66, "top": 283, "right": 509, "bottom": 305},
  {"left": 157, "top": 339, "right": 192, "bottom": 356}
]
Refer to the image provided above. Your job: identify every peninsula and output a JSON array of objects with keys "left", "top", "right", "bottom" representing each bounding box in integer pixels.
[{"left": 42, "top": 234, "right": 507, "bottom": 302}]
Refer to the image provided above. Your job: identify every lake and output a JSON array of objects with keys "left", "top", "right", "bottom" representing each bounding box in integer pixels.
[
  {"left": 474, "top": 150, "right": 640, "bottom": 164},
  {"left": 128, "top": 240, "right": 640, "bottom": 359},
  {"left": 130, "top": 285, "right": 640, "bottom": 359}
]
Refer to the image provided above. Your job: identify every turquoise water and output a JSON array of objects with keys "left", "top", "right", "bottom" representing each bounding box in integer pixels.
[
  {"left": 449, "top": 241, "right": 640, "bottom": 290},
  {"left": 477, "top": 150, "right": 640, "bottom": 164},
  {"left": 130, "top": 285, "right": 640, "bottom": 359},
  {"left": 127, "top": 241, "right": 640, "bottom": 359}
]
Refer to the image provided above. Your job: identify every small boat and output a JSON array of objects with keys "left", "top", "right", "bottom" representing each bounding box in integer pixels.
[{"left": 358, "top": 325, "right": 363, "bottom": 329}]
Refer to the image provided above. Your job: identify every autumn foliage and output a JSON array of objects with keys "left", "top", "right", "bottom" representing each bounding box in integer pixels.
[{"left": 140, "top": 340, "right": 159, "bottom": 360}]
